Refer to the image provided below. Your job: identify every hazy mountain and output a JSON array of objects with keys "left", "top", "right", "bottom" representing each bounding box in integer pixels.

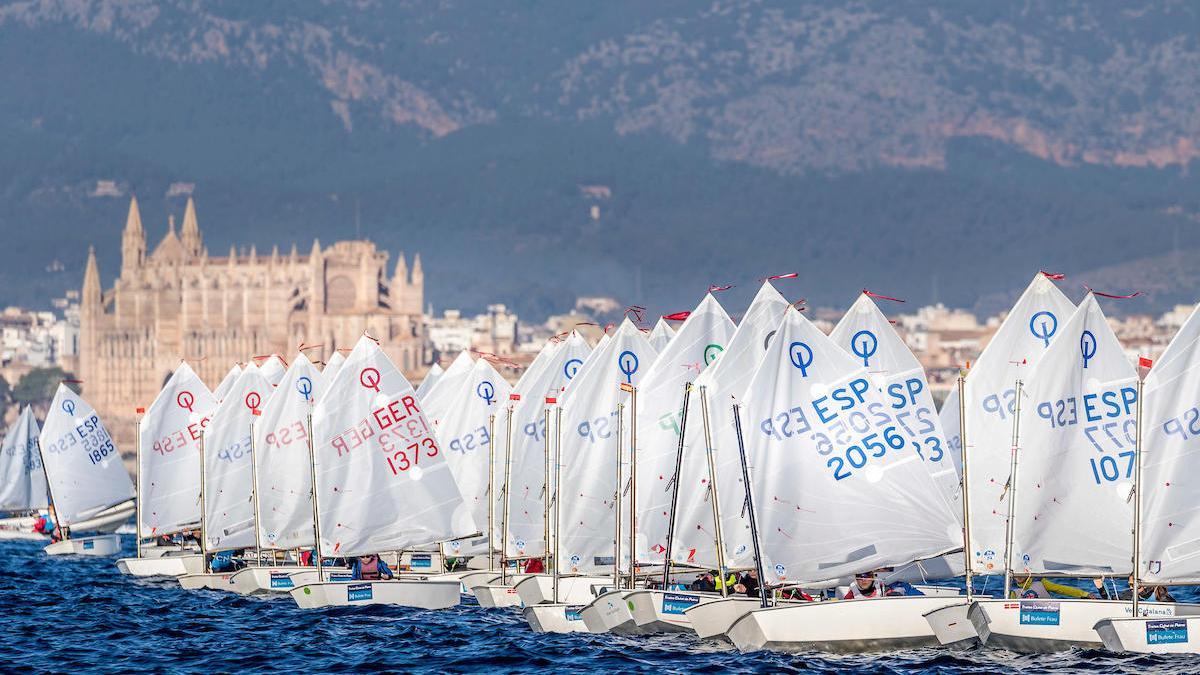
[{"left": 1, "top": 0, "right": 1199, "bottom": 319}]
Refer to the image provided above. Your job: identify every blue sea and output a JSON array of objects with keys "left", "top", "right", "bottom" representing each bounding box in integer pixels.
[{"left": 3, "top": 537, "right": 1198, "bottom": 673}]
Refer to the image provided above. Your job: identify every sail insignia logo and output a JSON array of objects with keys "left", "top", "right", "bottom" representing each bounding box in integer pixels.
[
  {"left": 618, "top": 351, "right": 639, "bottom": 384},
  {"left": 176, "top": 391, "right": 195, "bottom": 412},
  {"left": 245, "top": 391, "right": 262, "bottom": 414},
  {"left": 1080, "top": 330, "right": 1098, "bottom": 369},
  {"left": 296, "top": 376, "right": 313, "bottom": 401},
  {"left": 1029, "top": 311, "right": 1058, "bottom": 347},
  {"left": 564, "top": 358, "right": 583, "bottom": 380},
  {"left": 851, "top": 330, "right": 878, "bottom": 367},
  {"left": 788, "top": 342, "right": 813, "bottom": 377},
  {"left": 703, "top": 344, "right": 724, "bottom": 366},
  {"left": 359, "top": 368, "right": 382, "bottom": 392},
  {"left": 477, "top": 381, "right": 496, "bottom": 405},
  {"left": 62, "top": 399, "right": 76, "bottom": 416}
]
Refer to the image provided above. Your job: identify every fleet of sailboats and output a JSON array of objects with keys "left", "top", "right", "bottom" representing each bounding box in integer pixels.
[{"left": 6, "top": 273, "right": 1200, "bottom": 656}]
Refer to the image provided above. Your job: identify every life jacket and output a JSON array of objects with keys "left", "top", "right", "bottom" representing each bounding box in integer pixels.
[
  {"left": 845, "top": 581, "right": 882, "bottom": 599},
  {"left": 33, "top": 515, "right": 55, "bottom": 535},
  {"left": 359, "top": 557, "right": 381, "bottom": 580},
  {"left": 523, "top": 558, "right": 545, "bottom": 574},
  {"left": 714, "top": 573, "right": 738, "bottom": 592}
]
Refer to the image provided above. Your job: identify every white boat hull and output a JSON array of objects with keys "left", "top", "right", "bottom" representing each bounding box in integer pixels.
[
  {"left": 581, "top": 590, "right": 649, "bottom": 635},
  {"left": 728, "top": 595, "right": 965, "bottom": 653},
  {"left": 458, "top": 570, "right": 501, "bottom": 595},
  {"left": 522, "top": 603, "right": 595, "bottom": 633},
  {"left": 116, "top": 553, "right": 204, "bottom": 577},
  {"left": 474, "top": 584, "right": 525, "bottom": 608},
  {"left": 514, "top": 574, "right": 610, "bottom": 606},
  {"left": 626, "top": 589, "right": 726, "bottom": 633},
  {"left": 290, "top": 579, "right": 462, "bottom": 609},
  {"left": 923, "top": 602, "right": 980, "bottom": 649},
  {"left": 1096, "top": 615, "right": 1200, "bottom": 653},
  {"left": 684, "top": 596, "right": 772, "bottom": 640},
  {"left": 229, "top": 566, "right": 316, "bottom": 595},
  {"left": 44, "top": 534, "right": 122, "bottom": 557},
  {"left": 178, "top": 572, "right": 238, "bottom": 590},
  {"left": 287, "top": 568, "right": 355, "bottom": 586},
  {"left": 969, "top": 598, "right": 1194, "bottom": 652}
]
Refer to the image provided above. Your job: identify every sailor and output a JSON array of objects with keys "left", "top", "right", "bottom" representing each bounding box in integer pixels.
[
  {"left": 1010, "top": 573, "right": 1096, "bottom": 599},
  {"left": 690, "top": 571, "right": 717, "bottom": 592},
  {"left": 32, "top": 508, "right": 60, "bottom": 543},
  {"left": 351, "top": 553, "right": 394, "bottom": 581},
  {"left": 735, "top": 570, "right": 760, "bottom": 598},
  {"left": 843, "top": 571, "right": 925, "bottom": 599},
  {"left": 713, "top": 570, "right": 738, "bottom": 594},
  {"left": 523, "top": 558, "right": 545, "bottom": 574},
  {"left": 1092, "top": 576, "right": 1177, "bottom": 603}
]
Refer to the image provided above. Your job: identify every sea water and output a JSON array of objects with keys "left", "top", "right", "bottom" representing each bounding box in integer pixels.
[{"left": 2, "top": 538, "right": 1198, "bottom": 673}]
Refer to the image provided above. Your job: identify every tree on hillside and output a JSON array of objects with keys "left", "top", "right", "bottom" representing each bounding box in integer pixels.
[{"left": 13, "top": 367, "right": 79, "bottom": 410}]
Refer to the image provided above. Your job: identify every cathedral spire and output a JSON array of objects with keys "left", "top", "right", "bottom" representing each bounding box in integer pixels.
[
  {"left": 181, "top": 197, "right": 202, "bottom": 258},
  {"left": 83, "top": 246, "right": 101, "bottom": 308},
  {"left": 393, "top": 251, "right": 408, "bottom": 288},
  {"left": 121, "top": 196, "right": 146, "bottom": 277},
  {"left": 412, "top": 252, "right": 423, "bottom": 286}
]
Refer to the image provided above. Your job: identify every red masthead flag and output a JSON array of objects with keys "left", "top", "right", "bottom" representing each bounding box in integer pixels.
[{"left": 662, "top": 311, "right": 691, "bottom": 321}]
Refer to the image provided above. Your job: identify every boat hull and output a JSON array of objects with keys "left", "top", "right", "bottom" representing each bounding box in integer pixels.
[
  {"left": 514, "top": 574, "right": 610, "bottom": 606},
  {"left": 474, "top": 584, "right": 525, "bottom": 608},
  {"left": 287, "top": 568, "right": 354, "bottom": 586},
  {"left": 924, "top": 602, "right": 980, "bottom": 649},
  {"left": 969, "top": 598, "right": 1191, "bottom": 653},
  {"left": 1095, "top": 615, "right": 1200, "bottom": 653},
  {"left": 44, "top": 534, "right": 122, "bottom": 557},
  {"left": 290, "top": 579, "right": 462, "bottom": 609},
  {"left": 684, "top": 597, "right": 772, "bottom": 640},
  {"left": 522, "top": 603, "right": 594, "bottom": 633},
  {"left": 229, "top": 566, "right": 316, "bottom": 595},
  {"left": 116, "top": 553, "right": 204, "bottom": 577},
  {"left": 581, "top": 590, "right": 654, "bottom": 635},
  {"left": 728, "top": 596, "right": 965, "bottom": 653},
  {"left": 626, "top": 589, "right": 725, "bottom": 633},
  {"left": 178, "top": 572, "right": 238, "bottom": 590}
]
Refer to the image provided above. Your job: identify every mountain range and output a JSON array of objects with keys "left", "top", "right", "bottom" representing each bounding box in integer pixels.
[{"left": 2, "top": 0, "right": 1199, "bottom": 319}]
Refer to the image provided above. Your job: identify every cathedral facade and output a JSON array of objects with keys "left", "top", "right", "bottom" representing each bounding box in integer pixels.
[{"left": 80, "top": 197, "right": 427, "bottom": 425}]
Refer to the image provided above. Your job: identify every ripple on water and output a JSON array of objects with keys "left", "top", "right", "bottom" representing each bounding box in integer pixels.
[{"left": 4, "top": 539, "right": 1200, "bottom": 673}]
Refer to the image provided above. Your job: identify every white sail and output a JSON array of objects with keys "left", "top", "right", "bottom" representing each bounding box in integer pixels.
[
  {"left": 951, "top": 273, "right": 1075, "bottom": 575},
  {"left": 38, "top": 385, "right": 134, "bottom": 526},
  {"left": 422, "top": 351, "right": 475, "bottom": 425},
  {"left": 212, "top": 364, "right": 242, "bottom": 402},
  {"left": 203, "top": 365, "right": 272, "bottom": 552},
  {"left": 256, "top": 353, "right": 322, "bottom": 550},
  {"left": 830, "top": 294, "right": 961, "bottom": 516},
  {"left": 435, "top": 357, "right": 512, "bottom": 555},
  {"left": 649, "top": 318, "right": 677, "bottom": 352},
  {"left": 1140, "top": 302, "right": 1200, "bottom": 583},
  {"left": 743, "top": 308, "right": 959, "bottom": 585},
  {"left": 635, "top": 294, "right": 736, "bottom": 564},
  {"left": 1014, "top": 294, "right": 1138, "bottom": 575},
  {"left": 415, "top": 363, "right": 444, "bottom": 399},
  {"left": 673, "top": 281, "right": 790, "bottom": 569},
  {"left": 139, "top": 362, "right": 217, "bottom": 537},
  {"left": 559, "top": 319, "right": 657, "bottom": 574},
  {"left": 258, "top": 355, "right": 288, "bottom": 386},
  {"left": 565, "top": 333, "right": 609, "bottom": 393},
  {"left": 312, "top": 335, "right": 474, "bottom": 557},
  {"left": 505, "top": 333, "right": 591, "bottom": 558},
  {"left": 323, "top": 351, "right": 347, "bottom": 384},
  {"left": 0, "top": 407, "right": 47, "bottom": 512}
]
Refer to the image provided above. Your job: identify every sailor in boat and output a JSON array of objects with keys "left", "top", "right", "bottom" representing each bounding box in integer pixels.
[
  {"left": 734, "top": 570, "right": 760, "bottom": 597},
  {"left": 1092, "top": 576, "right": 1177, "bottom": 603},
  {"left": 210, "top": 550, "right": 245, "bottom": 573},
  {"left": 32, "top": 507, "right": 61, "bottom": 543},
  {"left": 1009, "top": 573, "right": 1097, "bottom": 600},
  {"left": 523, "top": 558, "right": 545, "bottom": 574},
  {"left": 350, "top": 554, "right": 394, "bottom": 581},
  {"left": 843, "top": 571, "right": 924, "bottom": 599}
]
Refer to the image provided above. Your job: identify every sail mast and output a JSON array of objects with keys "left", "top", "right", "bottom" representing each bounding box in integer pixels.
[
  {"left": 1001, "top": 379, "right": 1024, "bottom": 598},
  {"left": 958, "top": 373, "right": 973, "bottom": 599},
  {"left": 1132, "top": 378, "right": 1145, "bottom": 615},
  {"left": 699, "top": 385, "right": 728, "bottom": 594},
  {"left": 733, "top": 403, "right": 769, "bottom": 608},
  {"left": 659, "top": 383, "right": 691, "bottom": 590}
]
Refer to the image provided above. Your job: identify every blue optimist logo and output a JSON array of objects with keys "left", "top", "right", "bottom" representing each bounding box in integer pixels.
[
  {"left": 1030, "top": 311, "right": 1058, "bottom": 348},
  {"left": 789, "top": 342, "right": 813, "bottom": 377},
  {"left": 477, "top": 381, "right": 496, "bottom": 405},
  {"left": 618, "top": 351, "right": 639, "bottom": 384},
  {"left": 851, "top": 330, "right": 878, "bottom": 367},
  {"left": 62, "top": 399, "right": 76, "bottom": 416},
  {"left": 296, "top": 376, "right": 313, "bottom": 401},
  {"left": 564, "top": 358, "right": 583, "bottom": 380},
  {"left": 1080, "top": 330, "right": 1097, "bottom": 369}
]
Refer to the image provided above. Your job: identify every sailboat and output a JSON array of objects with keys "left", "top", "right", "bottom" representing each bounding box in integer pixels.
[
  {"left": 968, "top": 294, "right": 1198, "bottom": 651},
  {"left": 676, "top": 281, "right": 793, "bottom": 639},
  {"left": 623, "top": 295, "right": 736, "bottom": 633},
  {"left": 257, "top": 354, "right": 288, "bottom": 386},
  {"left": 0, "top": 407, "right": 50, "bottom": 541},
  {"left": 648, "top": 318, "right": 676, "bottom": 352},
  {"left": 212, "top": 364, "right": 242, "bottom": 403},
  {"left": 322, "top": 351, "right": 347, "bottom": 384},
  {"left": 723, "top": 306, "right": 962, "bottom": 653},
  {"left": 924, "top": 273, "right": 1077, "bottom": 647},
  {"left": 1097, "top": 301, "right": 1200, "bottom": 653},
  {"left": 435, "top": 356, "right": 511, "bottom": 564},
  {"left": 289, "top": 335, "right": 475, "bottom": 609},
  {"left": 228, "top": 353, "right": 350, "bottom": 594},
  {"left": 38, "top": 385, "right": 136, "bottom": 556},
  {"left": 416, "top": 363, "right": 445, "bottom": 399},
  {"left": 557, "top": 319, "right": 659, "bottom": 634},
  {"left": 115, "top": 361, "right": 215, "bottom": 577},
  {"left": 178, "top": 365, "right": 271, "bottom": 590}
]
